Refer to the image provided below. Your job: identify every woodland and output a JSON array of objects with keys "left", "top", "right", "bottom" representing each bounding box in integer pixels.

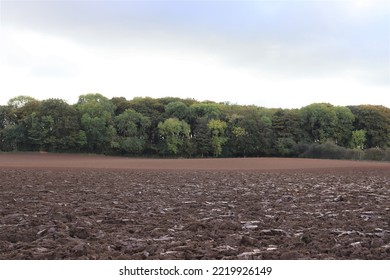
[{"left": 1, "top": 94, "right": 390, "bottom": 161}]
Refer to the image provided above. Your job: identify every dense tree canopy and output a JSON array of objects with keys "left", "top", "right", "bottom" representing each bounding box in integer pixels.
[
  {"left": 158, "top": 118, "right": 190, "bottom": 155},
  {"left": 1, "top": 94, "right": 390, "bottom": 160},
  {"left": 76, "top": 94, "right": 116, "bottom": 152},
  {"left": 348, "top": 105, "right": 390, "bottom": 149}
]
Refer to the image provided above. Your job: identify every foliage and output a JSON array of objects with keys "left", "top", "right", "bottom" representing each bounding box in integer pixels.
[
  {"left": 300, "top": 141, "right": 348, "bottom": 159},
  {"left": 127, "top": 97, "right": 165, "bottom": 153},
  {"left": 114, "top": 109, "right": 151, "bottom": 154},
  {"left": 111, "top": 97, "right": 131, "bottom": 115},
  {"left": 158, "top": 118, "right": 190, "bottom": 155},
  {"left": 1, "top": 94, "right": 390, "bottom": 161},
  {"left": 350, "top": 130, "right": 366, "bottom": 150},
  {"left": 275, "top": 137, "right": 298, "bottom": 157},
  {"left": 384, "top": 149, "right": 390, "bottom": 161},
  {"left": 39, "top": 99, "right": 84, "bottom": 151},
  {"left": 207, "top": 119, "right": 227, "bottom": 157},
  {"left": 192, "top": 117, "right": 212, "bottom": 157},
  {"left": 271, "top": 109, "right": 302, "bottom": 157},
  {"left": 333, "top": 106, "right": 355, "bottom": 146},
  {"left": 191, "top": 102, "right": 222, "bottom": 120},
  {"left": 348, "top": 105, "right": 390, "bottom": 148},
  {"left": 0, "top": 124, "right": 25, "bottom": 151},
  {"left": 233, "top": 108, "right": 274, "bottom": 156},
  {"left": 300, "top": 103, "right": 338, "bottom": 143},
  {"left": 364, "top": 148, "right": 385, "bottom": 161},
  {"left": 7, "top": 95, "right": 38, "bottom": 110},
  {"left": 272, "top": 109, "right": 302, "bottom": 142},
  {"left": 164, "top": 101, "right": 194, "bottom": 122},
  {"left": 76, "top": 93, "right": 116, "bottom": 152},
  {"left": 3, "top": 96, "right": 41, "bottom": 150}
]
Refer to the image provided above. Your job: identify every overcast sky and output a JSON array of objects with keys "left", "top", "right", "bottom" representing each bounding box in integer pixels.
[{"left": 0, "top": 0, "right": 389, "bottom": 108}]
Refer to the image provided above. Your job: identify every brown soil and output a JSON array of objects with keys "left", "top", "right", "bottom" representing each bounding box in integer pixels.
[{"left": 1, "top": 153, "right": 389, "bottom": 259}]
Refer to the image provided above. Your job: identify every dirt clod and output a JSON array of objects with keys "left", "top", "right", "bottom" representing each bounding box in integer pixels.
[{"left": 1, "top": 154, "right": 390, "bottom": 259}]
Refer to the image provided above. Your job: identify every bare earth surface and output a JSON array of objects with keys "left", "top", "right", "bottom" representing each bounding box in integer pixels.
[{"left": 1, "top": 153, "right": 390, "bottom": 259}]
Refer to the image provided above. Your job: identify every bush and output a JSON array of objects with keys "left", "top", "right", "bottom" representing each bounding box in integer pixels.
[
  {"left": 345, "top": 149, "right": 364, "bottom": 160},
  {"left": 364, "top": 148, "right": 385, "bottom": 161},
  {"left": 299, "top": 143, "right": 390, "bottom": 161},
  {"left": 299, "top": 141, "right": 347, "bottom": 159},
  {"left": 275, "top": 138, "right": 297, "bottom": 157},
  {"left": 384, "top": 148, "right": 390, "bottom": 161},
  {"left": 295, "top": 142, "right": 310, "bottom": 156}
]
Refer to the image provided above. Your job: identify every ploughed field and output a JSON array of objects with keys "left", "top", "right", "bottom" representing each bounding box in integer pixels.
[{"left": 1, "top": 153, "right": 390, "bottom": 259}]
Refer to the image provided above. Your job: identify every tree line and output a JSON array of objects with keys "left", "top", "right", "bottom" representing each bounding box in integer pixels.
[{"left": 1, "top": 93, "right": 390, "bottom": 161}]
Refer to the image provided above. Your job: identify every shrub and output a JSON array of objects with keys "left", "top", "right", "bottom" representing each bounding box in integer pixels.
[
  {"left": 300, "top": 141, "right": 347, "bottom": 159},
  {"left": 384, "top": 148, "right": 390, "bottom": 161},
  {"left": 275, "top": 138, "right": 297, "bottom": 157},
  {"left": 345, "top": 149, "right": 364, "bottom": 160},
  {"left": 295, "top": 142, "right": 310, "bottom": 156},
  {"left": 364, "top": 148, "right": 385, "bottom": 161}
]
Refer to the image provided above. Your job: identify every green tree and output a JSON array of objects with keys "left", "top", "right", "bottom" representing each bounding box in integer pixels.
[
  {"left": 233, "top": 108, "right": 274, "bottom": 156},
  {"left": 128, "top": 97, "right": 165, "bottom": 153},
  {"left": 333, "top": 106, "right": 355, "bottom": 146},
  {"left": 7, "top": 95, "right": 38, "bottom": 110},
  {"left": 207, "top": 119, "right": 227, "bottom": 157},
  {"left": 230, "top": 126, "right": 248, "bottom": 156},
  {"left": 350, "top": 129, "right": 366, "bottom": 150},
  {"left": 111, "top": 97, "right": 131, "bottom": 115},
  {"left": 275, "top": 137, "right": 297, "bottom": 157},
  {"left": 164, "top": 101, "right": 195, "bottom": 123},
  {"left": 191, "top": 117, "right": 212, "bottom": 157},
  {"left": 222, "top": 113, "right": 247, "bottom": 157},
  {"left": 25, "top": 113, "right": 53, "bottom": 150},
  {"left": 5, "top": 96, "right": 41, "bottom": 150},
  {"left": 76, "top": 93, "right": 116, "bottom": 153},
  {"left": 191, "top": 102, "right": 222, "bottom": 120},
  {"left": 271, "top": 109, "right": 303, "bottom": 156},
  {"left": 1, "top": 124, "right": 25, "bottom": 151},
  {"left": 158, "top": 118, "right": 190, "bottom": 155},
  {"left": 348, "top": 105, "right": 390, "bottom": 148},
  {"left": 300, "top": 103, "right": 337, "bottom": 143},
  {"left": 272, "top": 109, "right": 303, "bottom": 142},
  {"left": 0, "top": 106, "right": 8, "bottom": 150},
  {"left": 0, "top": 105, "right": 11, "bottom": 130},
  {"left": 114, "top": 109, "right": 151, "bottom": 154},
  {"left": 39, "top": 99, "right": 85, "bottom": 151}
]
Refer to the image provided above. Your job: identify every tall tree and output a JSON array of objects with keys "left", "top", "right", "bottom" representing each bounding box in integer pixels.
[
  {"left": 191, "top": 117, "right": 212, "bottom": 157},
  {"left": 191, "top": 102, "right": 222, "bottom": 120},
  {"left": 333, "top": 106, "right": 355, "bottom": 146},
  {"left": 25, "top": 113, "right": 53, "bottom": 150},
  {"left": 39, "top": 99, "right": 86, "bottom": 151},
  {"left": 350, "top": 129, "right": 366, "bottom": 150},
  {"left": 300, "top": 103, "right": 338, "bottom": 143},
  {"left": 271, "top": 109, "right": 303, "bottom": 156},
  {"left": 7, "top": 95, "right": 38, "bottom": 110},
  {"left": 111, "top": 97, "right": 131, "bottom": 116},
  {"left": 165, "top": 101, "right": 195, "bottom": 122},
  {"left": 223, "top": 113, "right": 247, "bottom": 157},
  {"left": 5, "top": 96, "right": 41, "bottom": 150},
  {"left": 0, "top": 124, "right": 25, "bottom": 151},
  {"left": 114, "top": 109, "right": 151, "bottom": 154},
  {"left": 76, "top": 93, "right": 116, "bottom": 153},
  {"left": 158, "top": 118, "right": 190, "bottom": 155},
  {"left": 127, "top": 97, "right": 165, "bottom": 153},
  {"left": 208, "top": 119, "right": 227, "bottom": 157},
  {"left": 0, "top": 106, "right": 10, "bottom": 130},
  {"left": 234, "top": 108, "right": 274, "bottom": 156},
  {"left": 349, "top": 105, "right": 390, "bottom": 148}
]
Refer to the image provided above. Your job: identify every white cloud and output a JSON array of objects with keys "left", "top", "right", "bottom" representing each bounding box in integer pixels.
[{"left": 344, "top": 0, "right": 387, "bottom": 18}]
